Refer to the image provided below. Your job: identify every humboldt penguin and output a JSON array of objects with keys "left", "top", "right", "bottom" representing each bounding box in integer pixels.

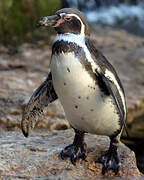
[{"left": 21, "top": 8, "right": 127, "bottom": 175}]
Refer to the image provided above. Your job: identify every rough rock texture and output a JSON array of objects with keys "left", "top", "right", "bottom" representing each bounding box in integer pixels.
[{"left": 0, "top": 129, "right": 143, "bottom": 180}]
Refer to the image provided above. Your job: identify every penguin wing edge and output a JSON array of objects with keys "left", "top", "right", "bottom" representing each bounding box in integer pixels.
[
  {"left": 21, "top": 72, "right": 58, "bottom": 137},
  {"left": 85, "top": 38, "right": 128, "bottom": 136},
  {"left": 101, "top": 74, "right": 128, "bottom": 136}
]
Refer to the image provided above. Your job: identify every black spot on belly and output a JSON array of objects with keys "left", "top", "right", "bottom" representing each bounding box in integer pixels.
[
  {"left": 67, "top": 67, "right": 70, "bottom": 72},
  {"left": 88, "top": 85, "right": 96, "bottom": 90},
  {"left": 75, "top": 105, "right": 78, "bottom": 109},
  {"left": 86, "top": 96, "right": 89, "bottom": 100},
  {"left": 81, "top": 117, "right": 84, "bottom": 120},
  {"left": 78, "top": 96, "right": 81, "bottom": 99},
  {"left": 64, "top": 82, "right": 66, "bottom": 86},
  {"left": 90, "top": 109, "right": 94, "bottom": 112}
]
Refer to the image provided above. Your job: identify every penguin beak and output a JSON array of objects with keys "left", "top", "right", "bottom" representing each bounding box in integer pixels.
[{"left": 37, "top": 15, "right": 60, "bottom": 27}]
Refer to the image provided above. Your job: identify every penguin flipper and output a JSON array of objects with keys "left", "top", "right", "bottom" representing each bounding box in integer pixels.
[
  {"left": 21, "top": 72, "right": 58, "bottom": 137},
  {"left": 102, "top": 74, "right": 128, "bottom": 136}
]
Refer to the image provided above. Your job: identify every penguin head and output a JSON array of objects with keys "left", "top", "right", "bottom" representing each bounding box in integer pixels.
[{"left": 37, "top": 8, "right": 90, "bottom": 37}]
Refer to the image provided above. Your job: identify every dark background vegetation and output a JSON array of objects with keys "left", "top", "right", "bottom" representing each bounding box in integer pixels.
[
  {"left": 0, "top": 0, "right": 61, "bottom": 45},
  {"left": 0, "top": 0, "right": 144, "bottom": 45}
]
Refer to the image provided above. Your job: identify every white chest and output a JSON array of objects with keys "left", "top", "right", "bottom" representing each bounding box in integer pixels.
[{"left": 50, "top": 52, "right": 120, "bottom": 136}]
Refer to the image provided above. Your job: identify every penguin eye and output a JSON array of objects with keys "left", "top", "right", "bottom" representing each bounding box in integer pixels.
[{"left": 64, "top": 16, "right": 72, "bottom": 21}]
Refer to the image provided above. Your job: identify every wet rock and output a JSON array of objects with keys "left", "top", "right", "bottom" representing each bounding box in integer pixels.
[{"left": 0, "top": 130, "right": 143, "bottom": 179}]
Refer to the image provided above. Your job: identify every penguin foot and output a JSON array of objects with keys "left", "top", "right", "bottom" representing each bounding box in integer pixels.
[
  {"left": 60, "top": 143, "right": 87, "bottom": 165},
  {"left": 96, "top": 142, "right": 120, "bottom": 175}
]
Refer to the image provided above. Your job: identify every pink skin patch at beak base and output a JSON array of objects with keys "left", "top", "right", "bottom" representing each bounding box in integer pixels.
[{"left": 53, "top": 19, "right": 65, "bottom": 27}]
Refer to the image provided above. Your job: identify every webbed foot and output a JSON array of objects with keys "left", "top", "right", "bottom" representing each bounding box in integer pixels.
[
  {"left": 96, "top": 138, "right": 120, "bottom": 175},
  {"left": 60, "top": 143, "right": 87, "bottom": 164},
  {"left": 60, "top": 129, "right": 86, "bottom": 165}
]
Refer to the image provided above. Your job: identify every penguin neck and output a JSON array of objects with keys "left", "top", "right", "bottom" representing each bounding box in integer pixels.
[{"left": 55, "top": 33, "right": 86, "bottom": 46}]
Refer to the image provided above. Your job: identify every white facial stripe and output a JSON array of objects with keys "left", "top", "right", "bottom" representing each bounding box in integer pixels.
[
  {"left": 104, "top": 69, "right": 126, "bottom": 117},
  {"left": 59, "top": 13, "right": 85, "bottom": 36},
  {"left": 67, "top": 13, "right": 85, "bottom": 36}
]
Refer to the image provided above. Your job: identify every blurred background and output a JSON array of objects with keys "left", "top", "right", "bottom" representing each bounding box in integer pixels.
[
  {"left": 0, "top": 0, "right": 144, "bottom": 176},
  {"left": 0, "top": 0, "right": 61, "bottom": 45},
  {"left": 1, "top": 0, "right": 144, "bottom": 45}
]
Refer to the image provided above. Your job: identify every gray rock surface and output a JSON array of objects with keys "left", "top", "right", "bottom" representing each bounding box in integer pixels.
[{"left": 0, "top": 129, "right": 143, "bottom": 179}]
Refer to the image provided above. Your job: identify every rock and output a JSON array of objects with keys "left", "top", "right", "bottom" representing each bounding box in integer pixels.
[{"left": 0, "top": 129, "right": 143, "bottom": 179}]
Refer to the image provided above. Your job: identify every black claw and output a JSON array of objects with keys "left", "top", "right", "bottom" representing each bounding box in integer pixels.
[
  {"left": 80, "top": 152, "right": 87, "bottom": 160},
  {"left": 71, "top": 155, "right": 77, "bottom": 165},
  {"left": 114, "top": 166, "right": 119, "bottom": 174},
  {"left": 102, "top": 166, "right": 108, "bottom": 175},
  {"left": 60, "top": 150, "right": 65, "bottom": 160}
]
